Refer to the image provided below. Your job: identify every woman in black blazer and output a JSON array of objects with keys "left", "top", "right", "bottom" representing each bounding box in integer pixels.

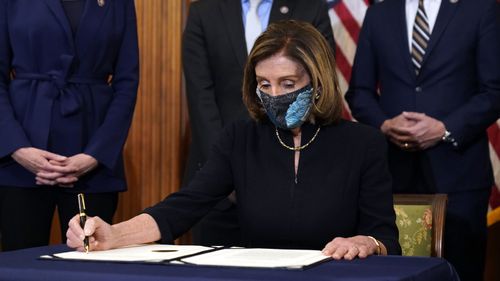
[{"left": 66, "top": 20, "right": 400, "bottom": 258}]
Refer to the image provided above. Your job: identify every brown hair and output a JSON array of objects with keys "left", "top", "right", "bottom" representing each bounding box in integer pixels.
[{"left": 242, "top": 20, "right": 343, "bottom": 125}]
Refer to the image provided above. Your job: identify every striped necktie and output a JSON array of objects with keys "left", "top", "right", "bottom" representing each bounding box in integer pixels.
[{"left": 411, "top": 0, "right": 431, "bottom": 75}]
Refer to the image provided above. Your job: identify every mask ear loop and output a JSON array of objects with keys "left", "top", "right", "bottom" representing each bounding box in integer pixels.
[
  {"left": 256, "top": 87, "right": 268, "bottom": 116},
  {"left": 255, "top": 87, "right": 263, "bottom": 100}
]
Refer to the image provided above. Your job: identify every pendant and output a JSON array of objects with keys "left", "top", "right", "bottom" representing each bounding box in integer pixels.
[{"left": 97, "top": 0, "right": 105, "bottom": 7}]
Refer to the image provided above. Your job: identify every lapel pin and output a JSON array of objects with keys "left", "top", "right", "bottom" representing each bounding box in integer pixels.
[
  {"left": 97, "top": 0, "right": 105, "bottom": 7},
  {"left": 449, "top": 0, "right": 458, "bottom": 3},
  {"left": 280, "top": 6, "right": 289, "bottom": 14}
]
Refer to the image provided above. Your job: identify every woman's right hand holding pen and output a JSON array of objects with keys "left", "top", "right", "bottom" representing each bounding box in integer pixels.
[
  {"left": 67, "top": 215, "right": 116, "bottom": 252},
  {"left": 66, "top": 213, "right": 162, "bottom": 252}
]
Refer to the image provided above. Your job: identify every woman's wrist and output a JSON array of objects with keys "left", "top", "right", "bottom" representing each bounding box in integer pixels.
[
  {"left": 367, "top": 236, "right": 380, "bottom": 255},
  {"left": 367, "top": 236, "right": 387, "bottom": 256}
]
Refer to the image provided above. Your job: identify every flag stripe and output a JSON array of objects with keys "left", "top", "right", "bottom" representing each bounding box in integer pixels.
[
  {"left": 489, "top": 124, "right": 500, "bottom": 209},
  {"left": 332, "top": 1, "right": 362, "bottom": 45},
  {"left": 329, "top": 10, "right": 357, "bottom": 66},
  {"left": 343, "top": 0, "right": 368, "bottom": 26},
  {"left": 335, "top": 43, "right": 355, "bottom": 89}
]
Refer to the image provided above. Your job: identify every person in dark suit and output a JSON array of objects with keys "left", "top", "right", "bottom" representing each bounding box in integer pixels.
[
  {"left": 0, "top": 0, "right": 139, "bottom": 251},
  {"left": 182, "top": 0, "right": 335, "bottom": 246},
  {"left": 345, "top": 0, "right": 500, "bottom": 280},
  {"left": 66, "top": 20, "right": 401, "bottom": 259}
]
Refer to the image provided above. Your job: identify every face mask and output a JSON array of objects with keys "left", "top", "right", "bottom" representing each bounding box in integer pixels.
[{"left": 256, "top": 84, "right": 314, "bottom": 129}]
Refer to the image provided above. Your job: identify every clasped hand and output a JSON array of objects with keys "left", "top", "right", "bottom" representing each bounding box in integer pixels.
[
  {"left": 11, "top": 147, "right": 98, "bottom": 187},
  {"left": 380, "top": 112, "right": 445, "bottom": 150}
]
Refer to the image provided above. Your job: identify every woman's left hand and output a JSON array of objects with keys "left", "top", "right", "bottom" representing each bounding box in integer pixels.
[
  {"left": 322, "top": 235, "right": 379, "bottom": 260},
  {"left": 36, "top": 154, "right": 98, "bottom": 186}
]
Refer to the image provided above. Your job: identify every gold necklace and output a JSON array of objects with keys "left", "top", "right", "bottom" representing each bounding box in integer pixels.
[{"left": 275, "top": 126, "right": 321, "bottom": 151}]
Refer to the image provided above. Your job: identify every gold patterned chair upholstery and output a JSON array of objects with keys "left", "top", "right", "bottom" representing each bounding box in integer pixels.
[{"left": 393, "top": 194, "right": 447, "bottom": 257}]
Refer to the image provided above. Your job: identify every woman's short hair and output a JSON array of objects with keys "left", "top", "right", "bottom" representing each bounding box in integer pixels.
[{"left": 242, "top": 20, "right": 343, "bottom": 125}]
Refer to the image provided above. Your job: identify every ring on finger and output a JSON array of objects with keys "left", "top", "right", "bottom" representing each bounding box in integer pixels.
[{"left": 403, "top": 142, "right": 409, "bottom": 148}]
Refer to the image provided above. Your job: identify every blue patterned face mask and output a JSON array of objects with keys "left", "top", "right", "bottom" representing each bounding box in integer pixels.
[{"left": 256, "top": 84, "right": 314, "bottom": 129}]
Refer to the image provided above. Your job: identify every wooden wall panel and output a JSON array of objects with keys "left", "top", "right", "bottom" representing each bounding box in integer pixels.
[
  {"left": 116, "top": 0, "right": 187, "bottom": 222},
  {"left": 50, "top": 0, "right": 190, "bottom": 245}
]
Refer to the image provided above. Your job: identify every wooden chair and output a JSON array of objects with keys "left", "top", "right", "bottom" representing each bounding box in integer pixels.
[{"left": 393, "top": 194, "right": 447, "bottom": 257}]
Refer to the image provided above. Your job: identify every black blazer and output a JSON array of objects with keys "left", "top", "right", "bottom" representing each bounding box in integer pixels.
[
  {"left": 145, "top": 120, "right": 401, "bottom": 255},
  {"left": 182, "top": 0, "right": 336, "bottom": 183},
  {"left": 346, "top": 0, "right": 500, "bottom": 193}
]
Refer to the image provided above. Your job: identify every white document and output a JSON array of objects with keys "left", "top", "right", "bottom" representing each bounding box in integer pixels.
[
  {"left": 48, "top": 245, "right": 330, "bottom": 269},
  {"left": 52, "top": 244, "right": 212, "bottom": 262},
  {"left": 182, "top": 248, "right": 330, "bottom": 269}
]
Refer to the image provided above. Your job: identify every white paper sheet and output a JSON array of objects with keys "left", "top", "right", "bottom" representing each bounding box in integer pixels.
[
  {"left": 53, "top": 244, "right": 212, "bottom": 262},
  {"left": 181, "top": 248, "right": 330, "bottom": 269},
  {"left": 48, "top": 245, "right": 330, "bottom": 269}
]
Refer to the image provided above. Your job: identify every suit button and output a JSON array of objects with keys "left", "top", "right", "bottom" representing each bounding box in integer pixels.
[{"left": 415, "top": 86, "right": 422, "bottom": 92}]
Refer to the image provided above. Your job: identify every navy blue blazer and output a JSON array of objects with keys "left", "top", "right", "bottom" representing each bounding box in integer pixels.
[
  {"left": 346, "top": 0, "right": 500, "bottom": 193},
  {"left": 0, "top": 0, "right": 139, "bottom": 192}
]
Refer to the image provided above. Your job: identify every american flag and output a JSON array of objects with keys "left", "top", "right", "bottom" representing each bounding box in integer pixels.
[{"left": 327, "top": 0, "right": 500, "bottom": 212}]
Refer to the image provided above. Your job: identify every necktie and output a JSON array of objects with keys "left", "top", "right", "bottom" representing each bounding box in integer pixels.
[
  {"left": 411, "top": 0, "right": 430, "bottom": 75},
  {"left": 245, "top": 0, "right": 262, "bottom": 54}
]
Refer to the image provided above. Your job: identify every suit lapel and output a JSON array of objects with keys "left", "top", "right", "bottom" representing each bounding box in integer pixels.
[
  {"left": 220, "top": 0, "right": 247, "bottom": 68},
  {"left": 75, "top": 0, "right": 110, "bottom": 59},
  {"left": 43, "top": 0, "right": 75, "bottom": 52},
  {"left": 419, "top": 0, "right": 459, "bottom": 75},
  {"left": 269, "top": 0, "right": 295, "bottom": 22},
  {"left": 394, "top": 0, "right": 417, "bottom": 79}
]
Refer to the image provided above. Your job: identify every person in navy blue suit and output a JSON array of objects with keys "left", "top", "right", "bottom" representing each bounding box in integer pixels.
[
  {"left": 0, "top": 0, "right": 139, "bottom": 251},
  {"left": 346, "top": 0, "right": 500, "bottom": 280}
]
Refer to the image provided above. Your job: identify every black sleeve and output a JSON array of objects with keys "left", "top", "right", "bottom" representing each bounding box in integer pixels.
[{"left": 356, "top": 130, "right": 401, "bottom": 255}]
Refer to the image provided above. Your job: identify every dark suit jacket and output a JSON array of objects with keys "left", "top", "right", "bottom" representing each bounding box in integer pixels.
[
  {"left": 0, "top": 0, "right": 139, "bottom": 192},
  {"left": 346, "top": 0, "right": 500, "bottom": 193},
  {"left": 145, "top": 120, "right": 401, "bottom": 255},
  {"left": 182, "top": 0, "right": 335, "bottom": 183}
]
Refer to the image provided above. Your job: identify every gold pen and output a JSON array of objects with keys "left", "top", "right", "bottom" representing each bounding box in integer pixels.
[{"left": 77, "top": 193, "right": 90, "bottom": 253}]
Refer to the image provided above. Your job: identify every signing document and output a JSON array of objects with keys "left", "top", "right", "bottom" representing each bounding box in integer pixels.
[
  {"left": 45, "top": 244, "right": 330, "bottom": 269},
  {"left": 50, "top": 244, "right": 212, "bottom": 262}
]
